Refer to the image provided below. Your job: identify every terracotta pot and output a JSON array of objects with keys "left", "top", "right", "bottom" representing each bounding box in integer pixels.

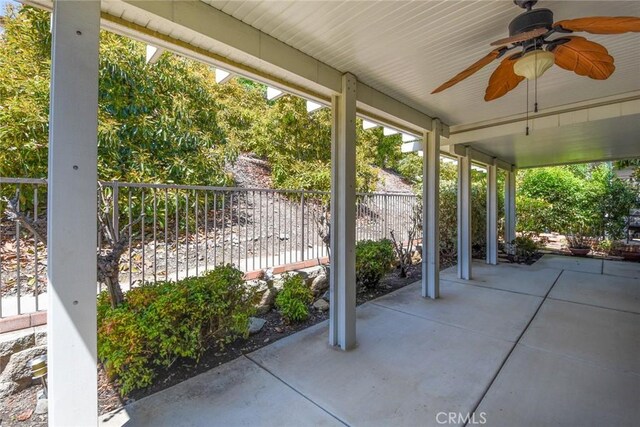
[{"left": 569, "top": 247, "right": 590, "bottom": 257}]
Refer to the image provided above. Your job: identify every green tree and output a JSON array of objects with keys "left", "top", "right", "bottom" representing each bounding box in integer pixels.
[
  {"left": 246, "top": 95, "right": 381, "bottom": 193},
  {"left": 517, "top": 164, "right": 637, "bottom": 239},
  {"left": 0, "top": 5, "right": 51, "bottom": 178},
  {"left": 1, "top": 6, "right": 254, "bottom": 187}
]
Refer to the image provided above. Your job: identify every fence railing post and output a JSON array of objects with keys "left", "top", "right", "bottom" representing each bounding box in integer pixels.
[
  {"left": 112, "top": 184, "right": 119, "bottom": 241},
  {"left": 300, "top": 192, "right": 305, "bottom": 262},
  {"left": 383, "top": 195, "right": 389, "bottom": 239}
]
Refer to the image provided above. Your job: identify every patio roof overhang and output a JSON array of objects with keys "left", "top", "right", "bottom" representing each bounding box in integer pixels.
[
  {"left": 26, "top": 0, "right": 638, "bottom": 168},
  {"left": 27, "top": 1, "right": 639, "bottom": 424},
  {"left": 448, "top": 92, "right": 640, "bottom": 168}
]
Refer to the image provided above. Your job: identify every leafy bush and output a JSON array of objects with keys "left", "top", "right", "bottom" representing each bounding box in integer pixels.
[
  {"left": 506, "top": 235, "right": 540, "bottom": 264},
  {"left": 517, "top": 164, "right": 637, "bottom": 239},
  {"left": 355, "top": 239, "right": 396, "bottom": 288},
  {"left": 97, "top": 265, "right": 256, "bottom": 395},
  {"left": 275, "top": 273, "right": 313, "bottom": 322}
]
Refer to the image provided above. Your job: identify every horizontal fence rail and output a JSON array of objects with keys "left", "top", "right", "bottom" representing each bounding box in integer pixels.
[{"left": 0, "top": 177, "right": 417, "bottom": 319}]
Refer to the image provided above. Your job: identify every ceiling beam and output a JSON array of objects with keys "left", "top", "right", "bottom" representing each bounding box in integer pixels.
[
  {"left": 448, "top": 92, "right": 640, "bottom": 145},
  {"left": 451, "top": 145, "right": 513, "bottom": 171},
  {"left": 117, "top": 0, "right": 440, "bottom": 133}
]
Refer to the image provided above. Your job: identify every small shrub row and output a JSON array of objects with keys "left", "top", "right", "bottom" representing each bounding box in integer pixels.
[
  {"left": 355, "top": 239, "right": 396, "bottom": 288},
  {"left": 275, "top": 273, "right": 314, "bottom": 323},
  {"left": 505, "top": 235, "right": 541, "bottom": 264},
  {"left": 97, "top": 265, "right": 257, "bottom": 395}
]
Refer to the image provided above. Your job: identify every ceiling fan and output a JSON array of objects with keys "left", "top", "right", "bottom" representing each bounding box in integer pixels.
[{"left": 431, "top": 0, "right": 640, "bottom": 101}]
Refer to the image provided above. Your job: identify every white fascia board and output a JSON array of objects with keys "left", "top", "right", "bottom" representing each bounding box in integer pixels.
[
  {"left": 112, "top": 0, "right": 440, "bottom": 133},
  {"left": 452, "top": 145, "right": 512, "bottom": 171},
  {"left": 145, "top": 44, "right": 164, "bottom": 64},
  {"left": 27, "top": 0, "right": 442, "bottom": 134},
  {"left": 266, "top": 87, "right": 284, "bottom": 101},
  {"left": 383, "top": 126, "right": 399, "bottom": 136},
  {"left": 441, "top": 156, "right": 458, "bottom": 164},
  {"left": 356, "top": 82, "right": 433, "bottom": 133},
  {"left": 214, "top": 68, "right": 233, "bottom": 84},
  {"left": 449, "top": 92, "right": 640, "bottom": 145},
  {"left": 402, "top": 133, "right": 418, "bottom": 142},
  {"left": 401, "top": 141, "right": 421, "bottom": 153},
  {"left": 306, "top": 100, "right": 324, "bottom": 113},
  {"left": 362, "top": 119, "right": 379, "bottom": 130}
]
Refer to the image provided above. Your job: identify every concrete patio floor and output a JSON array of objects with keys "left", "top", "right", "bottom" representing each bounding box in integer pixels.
[{"left": 101, "top": 254, "right": 640, "bottom": 427}]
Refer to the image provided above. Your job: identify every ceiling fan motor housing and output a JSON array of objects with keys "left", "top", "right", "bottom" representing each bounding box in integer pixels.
[{"left": 509, "top": 8, "right": 554, "bottom": 36}]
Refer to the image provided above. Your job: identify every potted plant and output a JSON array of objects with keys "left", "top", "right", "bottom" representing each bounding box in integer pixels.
[{"left": 565, "top": 232, "right": 592, "bottom": 257}]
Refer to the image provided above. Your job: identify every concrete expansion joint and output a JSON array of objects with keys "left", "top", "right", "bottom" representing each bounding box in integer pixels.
[
  {"left": 243, "top": 354, "right": 349, "bottom": 426},
  {"left": 465, "top": 269, "right": 564, "bottom": 423}
]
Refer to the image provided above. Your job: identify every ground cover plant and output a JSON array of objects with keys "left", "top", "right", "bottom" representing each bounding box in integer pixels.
[
  {"left": 355, "top": 239, "right": 396, "bottom": 288},
  {"left": 275, "top": 273, "right": 314, "bottom": 323}
]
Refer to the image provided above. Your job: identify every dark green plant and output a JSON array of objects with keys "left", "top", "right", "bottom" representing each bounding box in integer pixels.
[
  {"left": 507, "top": 235, "right": 540, "bottom": 264},
  {"left": 355, "top": 239, "right": 395, "bottom": 288},
  {"left": 517, "top": 164, "right": 637, "bottom": 240},
  {"left": 97, "top": 265, "right": 256, "bottom": 395},
  {"left": 275, "top": 273, "right": 313, "bottom": 322}
]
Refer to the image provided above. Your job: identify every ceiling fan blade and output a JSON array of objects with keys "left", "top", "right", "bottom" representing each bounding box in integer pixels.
[
  {"left": 554, "top": 16, "right": 640, "bottom": 34},
  {"left": 490, "top": 28, "right": 548, "bottom": 46},
  {"left": 550, "top": 36, "right": 615, "bottom": 80},
  {"left": 484, "top": 54, "right": 525, "bottom": 101},
  {"left": 431, "top": 49, "right": 503, "bottom": 94}
]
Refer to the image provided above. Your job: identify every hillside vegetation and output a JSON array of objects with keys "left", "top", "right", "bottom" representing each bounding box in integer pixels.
[{"left": 0, "top": 6, "right": 409, "bottom": 193}]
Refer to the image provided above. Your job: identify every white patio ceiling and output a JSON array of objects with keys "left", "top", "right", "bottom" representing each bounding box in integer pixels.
[
  {"left": 197, "top": 0, "right": 640, "bottom": 168},
  {"left": 31, "top": 0, "right": 640, "bottom": 167},
  {"left": 202, "top": 0, "right": 640, "bottom": 126}
]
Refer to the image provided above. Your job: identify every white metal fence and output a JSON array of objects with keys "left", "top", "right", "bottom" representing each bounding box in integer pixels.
[{"left": 0, "top": 177, "right": 418, "bottom": 318}]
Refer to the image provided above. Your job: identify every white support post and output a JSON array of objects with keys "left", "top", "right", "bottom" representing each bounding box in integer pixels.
[
  {"left": 504, "top": 168, "right": 517, "bottom": 248},
  {"left": 47, "top": 1, "right": 100, "bottom": 425},
  {"left": 457, "top": 147, "right": 472, "bottom": 280},
  {"left": 422, "top": 121, "right": 440, "bottom": 298},
  {"left": 329, "top": 73, "right": 357, "bottom": 350},
  {"left": 486, "top": 161, "right": 498, "bottom": 265}
]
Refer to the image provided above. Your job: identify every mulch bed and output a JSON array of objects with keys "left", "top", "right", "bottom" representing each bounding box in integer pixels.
[{"left": 0, "top": 264, "right": 422, "bottom": 426}]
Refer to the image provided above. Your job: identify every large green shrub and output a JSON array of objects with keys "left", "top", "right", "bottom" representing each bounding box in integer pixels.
[
  {"left": 517, "top": 164, "right": 637, "bottom": 239},
  {"left": 97, "top": 265, "right": 256, "bottom": 395},
  {"left": 355, "top": 239, "right": 396, "bottom": 288},
  {"left": 275, "top": 273, "right": 313, "bottom": 322}
]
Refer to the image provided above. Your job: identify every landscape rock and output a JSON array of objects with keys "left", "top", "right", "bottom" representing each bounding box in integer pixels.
[
  {"left": 321, "top": 290, "right": 330, "bottom": 302},
  {"left": 271, "top": 277, "right": 285, "bottom": 291},
  {"left": 302, "top": 267, "right": 324, "bottom": 286},
  {"left": 34, "top": 326, "right": 47, "bottom": 347},
  {"left": 310, "top": 274, "right": 328, "bottom": 295},
  {"left": 255, "top": 287, "right": 278, "bottom": 315},
  {"left": 411, "top": 250, "right": 422, "bottom": 264},
  {"left": 0, "top": 381, "right": 17, "bottom": 400},
  {"left": 245, "top": 279, "right": 269, "bottom": 294},
  {"left": 248, "top": 317, "right": 266, "bottom": 335},
  {"left": 0, "top": 345, "right": 46, "bottom": 397},
  {"left": 34, "top": 396, "right": 48, "bottom": 415},
  {"left": 313, "top": 299, "right": 329, "bottom": 312},
  {"left": 293, "top": 270, "right": 309, "bottom": 282},
  {"left": 263, "top": 268, "right": 275, "bottom": 281},
  {"left": 0, "top": 329, "right": 35, "bottom": 373}
]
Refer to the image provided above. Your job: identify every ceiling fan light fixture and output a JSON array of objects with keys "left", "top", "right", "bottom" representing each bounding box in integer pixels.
[{"left": 513, "top": 49, "right": 555, "bottom": 80}]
